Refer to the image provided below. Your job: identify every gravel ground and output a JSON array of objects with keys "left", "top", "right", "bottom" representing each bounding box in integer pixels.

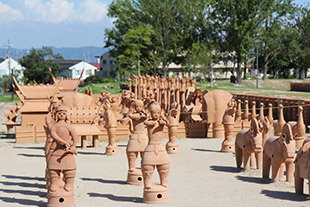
[{"left": 0, "top": 136, "right": 309, "bottom": 207}]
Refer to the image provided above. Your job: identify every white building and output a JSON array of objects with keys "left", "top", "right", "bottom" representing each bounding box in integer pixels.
[
  {"left": 69, "top": 61, "right": 98, "bottom": 80},
  {"left": 0, "top": 57, "right": 24, "bottom": 79}
]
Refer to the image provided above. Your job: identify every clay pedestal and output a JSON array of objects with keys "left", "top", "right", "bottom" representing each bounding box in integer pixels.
[
  {"left": 47, "top": 189, "right": 74, "bottom": 207},
  {"left": 166, "top": 142, "right": 179, "bottom": 153},
  {"left": 212, "top": 122, "right": 224, "bottom": 138},
  {"left": 127, "top": 168, "right": 143, "bottom": 185},
  {"left": 105, "top": 144, "right": 119, "bottom": 155},
  {"left": 143, "top": 184, "right": 170, "bottom": 204},
  {"left": 221, "top": 124, "right": 235, "bottom": 152}
]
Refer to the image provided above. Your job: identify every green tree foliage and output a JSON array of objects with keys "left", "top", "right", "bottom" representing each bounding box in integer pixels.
[{"left": 19, "top": 47, "right": 63, "bottom": 84}]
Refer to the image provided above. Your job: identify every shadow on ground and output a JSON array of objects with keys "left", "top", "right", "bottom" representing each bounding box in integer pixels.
[
  {"left": 88, "top": 193, "right": 143, "bottom": 203},
  {"left": 210, "top": 165, "right": 243, "bottom": 173},
  {"left": 18, "top": 153, "right": 45, "bottom": 158},
  {"left": 235, "top": 175, "right": 271, "bottom": 184},
  {"left": 261, "top": 189, "right": 308, "bottom": 202},
  {"left": 14, "top": 146, "right": 44, "bottom": 150},
  {"left": 0, "top": 197, "right": 45, "bottom": 206},
  {"left": 0, "top": 181, "right": 45, "bottom": 189},
  {"left": 0, "top": 188, "right": 46, "bottom": 198},
  {"left": 0, "top": 133, "right": 15, "bottom": 140},
  {"left": 2, "top": 175, "right": 45, "bottom": 181},
  {"left": 77, "top": 151, "right": 106, "bottom": 156},
  {"left": 192, "top": 148, "right": 221, "bottom": 153},
  {"left": 81, "top": 177, "right": 126, "bottom": 185}
]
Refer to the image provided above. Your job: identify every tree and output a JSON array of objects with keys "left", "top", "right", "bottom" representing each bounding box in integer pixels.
[
  {"left": 210, "top": 0, "right": 275, "bottom": 85},
  {"left": 258, "top": 0, "right": 296, "bottom": 80},
  {"left": 19, "top": 47, "right": 63, "bottom": 84}
]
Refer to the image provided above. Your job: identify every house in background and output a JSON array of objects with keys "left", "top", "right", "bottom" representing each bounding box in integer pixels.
[
  {"left": 0, "top": 57, "right": 25, "bottom": 80},
  {"left": 69, "top": 61, "right": 98, "bottom": 80},
  {"left": 96, "top": 51, "right": 115, "bottom": 78},
  {"left": 52, "top": 60, "right": 81, "bottom": 78}
]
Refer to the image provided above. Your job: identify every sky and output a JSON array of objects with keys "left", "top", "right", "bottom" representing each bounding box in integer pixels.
[{"left": 0, "top": 0, "right": 309, "bottom": 49}]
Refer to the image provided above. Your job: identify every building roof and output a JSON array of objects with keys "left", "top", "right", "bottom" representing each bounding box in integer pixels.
[
  {"left": 69, "top": 61, "right": 98, "bottom": 70},
  {"left": 90, "top": 63, "right": 100, "bottom": 69},
  {"left": 53, "top": 60, "right": 81, "bottom": 70}
]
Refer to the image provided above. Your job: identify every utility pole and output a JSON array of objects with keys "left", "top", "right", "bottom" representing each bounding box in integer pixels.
[{"left": 5, "top": 39, "right": 14, "bottom": 101}]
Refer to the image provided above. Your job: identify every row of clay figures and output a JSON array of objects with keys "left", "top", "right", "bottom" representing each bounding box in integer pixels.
[
  {"left": 44, "top": 96, "right": 78, "bottom": 207},
  {"left": 221, "top": 100, "right": 306, "bottom": 153},
  {"left": 129, "top": 75, "right": 196, "bottom": 114},
  {"left": 230, "top": 104, "right": 310, "bottom": 197},
  {"left": 4, "top": 102, "right": 21, "bottom": 132}
]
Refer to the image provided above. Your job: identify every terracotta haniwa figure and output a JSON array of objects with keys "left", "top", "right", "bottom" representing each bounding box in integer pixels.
[
  {"left": 103, "top": 102, "right": 119, "bottom": 155},
  {"left": 126, "top": 100, "right": 148, "bottom": 185},
  {"left": 288, "top": 106, "right": 305, "bottom": 149},
  {"left": 48, "top": 105, "right": 77, "bottom": 207},
  {"left": 221, "top": 100, "right": 236, "bottom": 152},
  {"left": 274, "top": 104, "right": 286, "bottom": 136},
  {"left": 263, "top": 123, "right": 295, "bottom": 182},
  {"left": 241, "top": 100, "right": 250, "bottom": 129},
  {"left": 295, "top": 136, "right": 310, "bottom": 196},
  {"left": 166, "top": 102, "right": 180, "bottom": 153},
  {"left": 142, "top": 103, "right": 170, "bottom": 203},
  {"left": 262, "top": 117, "right": 271, "bottom": 147},
  {"left": 235, "top": 118, "right": 263, "bottom": 170}
]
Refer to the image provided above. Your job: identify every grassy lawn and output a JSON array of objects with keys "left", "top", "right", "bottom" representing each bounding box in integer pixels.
[
  {"left": 0, "top": 94, "right": 20, "bottom": 102},
  {"left": 79, "top": 82, "right": 126, "bottom": 94}
]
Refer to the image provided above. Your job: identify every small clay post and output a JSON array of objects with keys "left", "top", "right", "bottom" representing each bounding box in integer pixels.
[
  {"left": 128, "top": 78, "right": 132, "bottom": 92},
  {"left": 47, "top": 105, "right": 77, "bottom": 207},
  {"left": 250, "top": 101, "right": 257, "bottom": 121},
  {"left": 166, "top": 102, "right": 179, "bottom": 153},
  {"left": 262, "top": 117, "right": 270, "bottom": 147},
  {"left": 234, "top": 99, "right": 242, "bottom": 135},
  {"left": 241, "top": 100, "right": 250, "bottom": 129},
  {"left": 103, "top": 102, "right": 119, "bottom": 155},
  {"left": 221, "top": 100, "right": 236, "bottom": 152},
  {"left": 142, "top": 103, "right": 170, "bottom": 203},
  {"left": 258, "top": 102, "right": 264, "bottom": 123},
  {"left": 274, "top": 104, "right": 286, "bottom": 136},
  {"left": 267, "top": 103, "right": 274, "bottom": 131},
  {"left": 180, "top": 78, "right": 186, "bottom": 109},
  {"left": 293, "top": 106, "right": 306, "bottom": 148},
  {"left": 133, "top": 75, "right": 138, "bottom": 99}
]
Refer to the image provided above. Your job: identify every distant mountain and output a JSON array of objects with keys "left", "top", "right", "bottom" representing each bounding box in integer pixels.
[{"left": 0, "top": 46, "right": 109, "bottom": 63}]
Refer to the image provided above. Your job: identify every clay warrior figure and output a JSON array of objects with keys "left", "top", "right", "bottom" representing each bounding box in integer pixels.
[
  {"left": 166, "top": 102, "right": 180, "bottom": 153},
  {"left": 48, "top": 105, "right": 77, "bottom": 206},
  {"left": 221, "top": 100, "right": 236, "bottom": 152},
  {"left": 126, "top": 100, "right": 149, "bottom": 185},
  {"left": 103, "top": 102, "right": 119, "bottom": 155},
  {"left": 142, "top": 103, "right": 170, "bottom": 203}
]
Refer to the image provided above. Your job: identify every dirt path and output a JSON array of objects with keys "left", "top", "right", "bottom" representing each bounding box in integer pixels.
[{"left": 0, "top": 137, "right": 308, "bottom": 207}]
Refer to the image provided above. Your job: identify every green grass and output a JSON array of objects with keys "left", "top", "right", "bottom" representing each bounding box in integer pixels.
[
  {"left": 0, "top": 94, "right": 20, "bottom": 102},
  {"left": 79, "top": 82, "right": 124, "bottom": 94}
]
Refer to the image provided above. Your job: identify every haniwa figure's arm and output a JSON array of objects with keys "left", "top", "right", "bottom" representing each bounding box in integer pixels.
[
  {"left": 144, "top": 120, "right": 156, "bottom": 126},
  {"left": 50, "top": 126, "right": 69, "bottom": 147}
]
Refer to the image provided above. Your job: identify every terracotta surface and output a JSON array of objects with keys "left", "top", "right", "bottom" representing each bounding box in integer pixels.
[
  {"left": 233, "top": 99, "right": 242, "bottom": 135},
  {"left": 258, "top": 103, "right": 264, "bottom": 123},
  {"left": 142, "top": 103, "right": 170, "bottom": 203},
  {"left": 166, "top": 102, "right": 180, "bottom": 153},
  {"left": 103, "top": 102, "right": 119, "bottom": 155},
  {"left": 47, "top": 105, "right": 77, "bottom": 206},
  {"left": 235, "top": 118, "right": 263, "bottom": 170},
  {"left": 273, "top": 104, "right": 286, "bottom": 136},
  {"left": 126, "top": 100, "right": 148, "bottom": 185},
  {"left": 262, "top": 117, "right": 271, "bottom": 147},
  {"left": 288, "top": 106, "right": 306, "bottom": 149},
  {"left": 263, "top": 123, "right": 295, "bottom": 182},
  {"left": 13, "top": 76, "right": 62, "bottom": 143},
  {"left": 295, "top": 136, "right": 310, "bottom": 196},
  {"left": 221, "top": 100, "right": 236, "bottom": 152},
  {"left": 250, "top": 101, "right": 257, "bottom": 121},
  {"left": 202, "top": 90, "right": 233, "bottom": 138},
  {"left": 241, "top": 100, "right": 250, "bottom": 130}
]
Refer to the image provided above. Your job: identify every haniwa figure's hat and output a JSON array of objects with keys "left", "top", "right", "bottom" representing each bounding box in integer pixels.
[{"left": 56, "top": 105, "right": 67, "bottom": 112}]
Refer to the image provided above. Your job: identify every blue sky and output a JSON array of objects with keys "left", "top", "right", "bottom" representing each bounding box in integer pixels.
[{"left": 0, "top": 0, "right": 309, "bottom": 49}]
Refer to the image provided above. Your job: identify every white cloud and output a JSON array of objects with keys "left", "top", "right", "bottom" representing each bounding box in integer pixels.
[
  {"left": 24, "top": 0, "right": 75, "bottom": 24},
  {"left": 77, "top": 0, "right": 108, "bottom": 23},
  {"left": 0, "top": 1, "right": 24, "bottom": 23},
  {"left": 23, "top": 0, "right": 108, "bottom": 24}
]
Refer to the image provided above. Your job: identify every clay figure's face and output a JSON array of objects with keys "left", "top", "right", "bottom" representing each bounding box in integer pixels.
[
  {"left": 57, "top": 110, "right": 67, "bottom": 121},
  {"left": 135, "top": 104, "right": 143, "bottom": 112},
  {"left": 151, "top": 110, "right": 160, "bottom": 120}
]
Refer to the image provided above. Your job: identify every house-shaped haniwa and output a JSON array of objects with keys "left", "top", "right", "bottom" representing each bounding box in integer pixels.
[
  {"left": 13, "top": 77, "right": 62, "bottom": 143},
  {"left": 49, "top": 68, "right": 83, "bottom": 97}
]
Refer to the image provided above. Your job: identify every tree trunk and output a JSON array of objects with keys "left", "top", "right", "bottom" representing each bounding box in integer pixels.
[
  {"left": 263, "top": 56, "right": 268, "bottom": 80},
  {"left": 236, "top": 55, "right": 242, "bottom": 85}
]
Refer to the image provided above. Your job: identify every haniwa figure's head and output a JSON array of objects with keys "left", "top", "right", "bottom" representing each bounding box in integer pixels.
[
  {"left": 134, "top": 100, "right": 144, "bottom": 112},
  {"left": 149, "top": 103, "right": 161, "bottom": 120}
]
